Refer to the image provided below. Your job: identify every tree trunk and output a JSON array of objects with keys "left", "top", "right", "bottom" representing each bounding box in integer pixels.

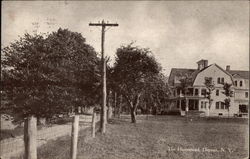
[
  {"left": 207, "top": 102, "right": 211, "bottom": 117},
  {"left": 130, "top": 107, "right": 136, "bottom": 123},
  {"left": 128, "top": 94, "right": 141, "bottom": 123},
  {"left": 107, "top": 106, "right": 113, "bottom": 120},
  {"left": 118, "top": 95, "right": 122, "bottom": 118},
  {"left": 185, "top": 98, "right": 189, "bottom": 116},
  {"left": 114, "top": 92, "right": 117, "bottom": 117}
]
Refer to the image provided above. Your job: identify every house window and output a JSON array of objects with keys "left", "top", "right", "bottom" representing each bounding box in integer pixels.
[
  {"left": 217, "top": 77, "right": 220, "bottom": 84},
  {"left": 221, "top": 78, "right": 224, "bottom": 84},
  {"left": 201, "top": 101, "right": 203, "bottom": 109},
  {"left": 221, "top": 102, "right": 225, "bottom": 109},
  {"left": 216, "top": 90, "right": 219, "bottom": 96},
  {"left": 187, "top": 88, "right": 193, "bottom": 96},
  {"left": 201, "top": 89, "right": 206, "bottom": 96},
  {"left": 245, "top": 92, "right": 249, "bottom": 98},
  {"left": 195, "top": 89, "right": 199, "bottom": 96},
  {"left": 235, "top": 81, "right": 237, "bottom": 86},
  {"left": 216, "top": 102, "right": 219, "bottom": 109},
  {"left": 240, "top": 81, "right": 243, "bottom": 87},
  {"left": 239, "top": 105, "right": 247, "bottom": 113},
  {"left": 204, "top": 102, "right": 207, "bottom": 109}
]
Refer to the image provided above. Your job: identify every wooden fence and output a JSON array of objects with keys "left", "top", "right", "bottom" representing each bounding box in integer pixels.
[{"left": 0, "top": 114, "right": 100, "bottom": 159}]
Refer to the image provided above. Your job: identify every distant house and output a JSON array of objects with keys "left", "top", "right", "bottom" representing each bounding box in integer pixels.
[
  {"left": 228, "top": 67, "right": 249, "bottom": 115},
  {"left": 168, "top": 59, "right": 249, "bottom": 117}
]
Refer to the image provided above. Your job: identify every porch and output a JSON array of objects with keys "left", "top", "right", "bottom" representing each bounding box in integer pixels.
[{"left": 176, "top": 99, "right": 199, "bottom": 111}]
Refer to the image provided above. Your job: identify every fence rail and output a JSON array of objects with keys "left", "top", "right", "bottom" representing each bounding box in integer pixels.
[{"left": 0, "top": 114, "right": 100, "bottom": 159}]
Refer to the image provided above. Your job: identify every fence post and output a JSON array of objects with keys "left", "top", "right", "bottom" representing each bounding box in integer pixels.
[
  {"left": 70, "top": 115, "right": 79, "bottom": 159},
  {"left": 91, "top": 112, "right": 96, "bottom": 138},
  {"left": 24, "top": 115, "right": 37, "bottom": 159}
]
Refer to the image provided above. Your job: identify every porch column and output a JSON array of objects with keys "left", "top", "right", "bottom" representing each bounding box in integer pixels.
[
  {"left": 179, "top": 99, "right": 181, "bottom": 111},
  {"left": 185, "top": 99, "right": 189, "bottom": 112}
]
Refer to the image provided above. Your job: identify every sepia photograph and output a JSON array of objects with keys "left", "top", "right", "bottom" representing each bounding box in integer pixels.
[{"left": 1, "top": 1, "right": 249, "bottom": 159}]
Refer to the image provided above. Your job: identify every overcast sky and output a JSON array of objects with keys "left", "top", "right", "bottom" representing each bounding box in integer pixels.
[{"left": 2, "top": 1, "right": 249, "bottom": 75}]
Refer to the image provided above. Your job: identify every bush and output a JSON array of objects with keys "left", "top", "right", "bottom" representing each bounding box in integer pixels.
[{"left": 160, "top": 110, "right": 181, "bottom": 115}]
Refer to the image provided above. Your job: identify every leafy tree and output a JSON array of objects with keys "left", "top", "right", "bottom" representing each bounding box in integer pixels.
[
  {"left": 45, "top": 28, "right": 101, "bottom": 109},
  {"left": 204, "top": 77, "right": 215, "bottom": 116},
  {"left": 142, "top": 73, "right": 170, "bottom": 115},
  {"left": 222, "top": 83, "right": 234, "bottom": 117},
  {"left": 2, "top": 33, "right": 54, "bottom": 118},
  {"left": 1, "top": 28, "right": 100, "bottom": 119},
  {"left": 177, "top": 74, "right": 192, "bottom": 115},
  {"left": 111, "top": 44, "right": 161, "bottom": 123}
]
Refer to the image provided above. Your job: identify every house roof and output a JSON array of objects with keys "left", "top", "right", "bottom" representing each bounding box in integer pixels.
[
  {"left": 168, "top": 68, "right": 200, "bottom": 86},
  {"left": 168, "top": 64, "right": 240, "bottom": 86},
  {"left": 228, "top": 70, "right": 249, "bottom": 79}
]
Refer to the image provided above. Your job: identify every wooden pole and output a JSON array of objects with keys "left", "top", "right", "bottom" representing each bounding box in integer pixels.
[
  {"left": 89, "top": 20, "right": 118, "bottom": 134},
  {"left": 24, "top": 115, "right": 37, "bottom": 159},
  {"left": 101, "top": 22, "right": 107, "bottom": 133},
  {"left": 70, "top": 115, "right": 79, "bottom": 159},
  {"left": 91, "top": 112, "right": 96, "bottom": 138}
]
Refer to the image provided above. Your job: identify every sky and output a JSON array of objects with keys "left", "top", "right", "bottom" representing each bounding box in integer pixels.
[{"left": 2, "top": 1, "right": 249, "bottom": 75}]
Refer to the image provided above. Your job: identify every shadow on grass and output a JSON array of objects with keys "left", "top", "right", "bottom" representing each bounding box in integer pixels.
[{"left": 108, "top": 118, "right": 132, "bottom": 125}]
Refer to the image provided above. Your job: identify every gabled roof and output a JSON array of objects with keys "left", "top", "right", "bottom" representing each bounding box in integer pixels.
[
  {"left": 228, "top": 70, "right": 249, "bottom": 79},
  {"left": 213, "top": 64, "right": 234, "bottom": 83},
  {"left": 168, "top": 68, "right": 196, "bottom": 86},
  {"left": 168, "top": 67, "right": 207, "bottom": 86},
  {"left": 168, "top": 63, "right": 236, "bottom": 86}
]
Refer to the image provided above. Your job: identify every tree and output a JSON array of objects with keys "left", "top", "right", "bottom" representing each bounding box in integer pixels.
[
  {"left": 2, "top": 33, "right": 55, "bottom": 118},
  {"left": 204, "top": 77, "right": 215, "bottom": 116},
  {"left": 177, "top": 74, "right": 193, "bottom": 115},
  {"left": 142, "top": 73, "right": 170, "bottom": 115},
  {"left": 111, "top": 44, "right": 161, "bottom": 123},
  {"left": 222, "top": 83, "right": 234, "bottom": 117},
  {"left": 45, "top": 28, "right": 101, "bottom": 111},
  {"left": 1, "top": 28, "right": 100, "bottom": 119}
]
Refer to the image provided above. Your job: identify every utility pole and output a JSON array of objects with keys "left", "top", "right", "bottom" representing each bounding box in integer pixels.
[{"left": 89, "top": 20, "right": 118, "bottom": 134}]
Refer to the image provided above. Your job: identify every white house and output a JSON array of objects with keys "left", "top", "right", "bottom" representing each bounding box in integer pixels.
[{"left": 168, "top": 59, "right": 249, "bottom": 117}]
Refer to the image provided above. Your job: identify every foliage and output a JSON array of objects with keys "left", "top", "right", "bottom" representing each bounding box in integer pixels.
[
  {"left": 141, "top": 73, "right": 170, "bottom": 114},
  {"left": 222, "top": 83, "right": 233, "bottom": 112},
  {"left": 178, "top": 74, "right": 193, "bottom": 96},
  {"left": 176, "top": 74, "right": 193, "bottom": 112},
  {"left": 223, "top": 83, "right": 234, "bottom": 97},
  {"left": 1, "top": 28, "right": 100, "bottom": 118},
  {"left": 111, "top": 43, "right": 163, "bottom": 122},
  {"left": 204, "top": 77, "right": 215, "bottom": 109}
]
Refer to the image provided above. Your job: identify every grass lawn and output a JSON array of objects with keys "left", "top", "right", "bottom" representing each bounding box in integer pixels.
[{"left": 19, "top": 115, "right": 249, "bottom": 159}]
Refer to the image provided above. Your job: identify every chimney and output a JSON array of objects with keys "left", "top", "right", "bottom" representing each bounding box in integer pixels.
[
  {"left": 204, "top": 60, "right": 208, "bottom": 67},
  {"left": 197, "top": 59, "right": 208, "bottom": 70},
  {"left": 226, "top": 65, "right": 230, "bottom": 71}
]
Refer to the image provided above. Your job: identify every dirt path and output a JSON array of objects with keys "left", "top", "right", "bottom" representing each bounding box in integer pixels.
[{"left": 0, "top": 115, "right": 99, "bottom": 159}]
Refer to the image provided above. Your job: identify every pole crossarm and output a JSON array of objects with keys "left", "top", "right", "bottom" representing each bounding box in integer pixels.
[{"left": 89, "top": 23, "right": 118, "bottom": 27}]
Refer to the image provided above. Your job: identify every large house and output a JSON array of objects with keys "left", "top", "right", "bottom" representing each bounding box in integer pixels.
[{"left": 168, "top": 59, "right": 249, "bottom": 117}]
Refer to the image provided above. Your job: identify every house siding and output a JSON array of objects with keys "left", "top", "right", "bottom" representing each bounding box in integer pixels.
[{"left": 168, "top": 61, "right": 249, "bottom": 117}]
